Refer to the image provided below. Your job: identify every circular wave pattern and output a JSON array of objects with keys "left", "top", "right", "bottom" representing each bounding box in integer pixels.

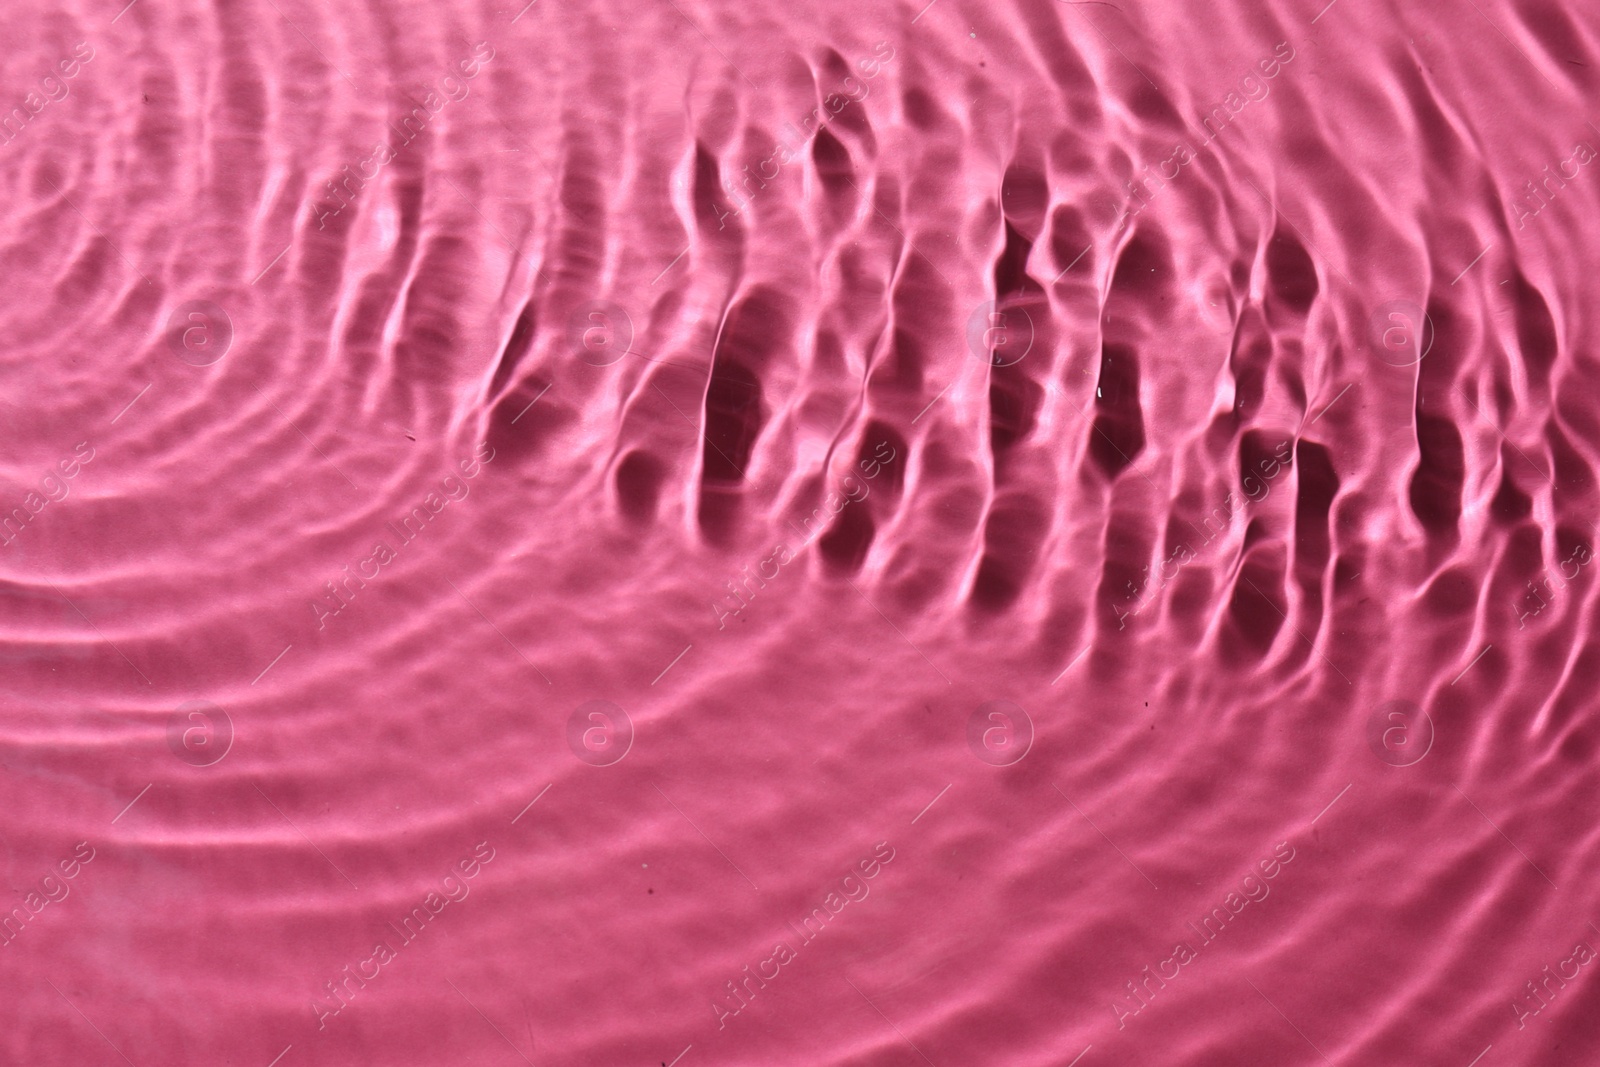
[{"left": 2, "top": 0, "right": 1599, "bottom": 1065}]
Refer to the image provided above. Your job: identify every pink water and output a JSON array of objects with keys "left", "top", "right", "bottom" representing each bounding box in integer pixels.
[{"left": 4, "top": 0, "right": 1600, "bottom": 1064}]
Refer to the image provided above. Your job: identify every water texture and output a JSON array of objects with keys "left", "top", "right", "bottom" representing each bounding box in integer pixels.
[{"left": 2, "top": 0, "right": 1599, "bottom": 1064}]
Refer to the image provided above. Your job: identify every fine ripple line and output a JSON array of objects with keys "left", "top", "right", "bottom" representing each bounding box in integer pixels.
[
  {"left": 654, "top": 783, "right": 759, "bottom": 892},
  {"left": 1244, "top": 977, "right": 1331, "bottom": 1064},
  {"left": 652, "top": 247, "right": 689, "bottom": 285},
  {"left": 1052, "top": 646, "right": 1090, "bottom": 685},
  {"left": 260, "top": 0, "right": 362, "bottom": 94},
  {"left": 440, "top": 173, "right": 551, "bottom": 287},
  {"left": 1068, "top": 3, "right": 1159, "bottom": 93},
  {"left": 1308, "top": 382, "right": 1353, "bottom": 425},
  {"left": 252, "top": 644, "right": 293, "bottom": 686},
  {"left": 1239, "top": 174, "right": 1357, "bottom": 292},
  {"left": 508, "top": 382, "right": 554, "bottom": 425},
  {"left": 1053, "top": 242, "right": 1093, "bottom": 281},
  {"left": 655, "top": 0, "right": 760, "bottom": 93},
  {"left": 1054, "top": 784, "right": 1160, "bottom": 891},
  {"left": 110, "top": 383, "right": 152, "bottom": 424},
  {"left": 446, "top": 578, "right": 553, "bottom": 684},
  {"left": 912, "top": 784, "right": 952, "bottom": 824},
  {"left": 1458, "top": 390, "right": 1553, "bottom": 484},
  {"left": 111, "top": 783, "right": 152, "bottom": 824},
  {"left": 47, "top": 978, "right": 140, "bottom": 1067},
  {"left": 1454, "top": 786, "right": 1558, "bottom": 889},
  {"left": 1463, "top": 0, "right": 1561, "bottom": 93},
  {"left": 50, "top": 583, "right": 152, "bottom": 686},
  {"left": 1058, "top": 389, "right": 1171, "bottom": 508},
  {"left": 42, "top": 178, "right": 153, "bottom": 287},
  {"left": 1310, "top": 783, "right": 1352, "bottom": 825},
  {"left": 653, "top": 383, "right": 747, "bottom": 480},
  {"left": 844, "top": 976, "right": 938, "bottom": 1067},
  {"left": 257, "top": 389, "right": 360, "bottom": 489},
  {"left": 512, "top": 783, "right": 552, "bottom": 824},
  {"left": 845, "top": 578, "right": 952, "bottom": 685},
  {"left": 253, "top": 784, "right": 361, "bottom": 891},
  {"left": 667, "top": 1044, "right": 693, "bottom": 1067},
  {"left": 447, "top": 978, "right": 536, "bottom": 1066},
  {"left": 840, "top": 172, "right": 960, "bottom": 292},
  {"left": 911, "top": 381, "right": 954, "bottom": 425},
  {"left": 1450, "top": 242, "right": 1494, "bottom": 285},
  {"left": 251, "top": 244, "right": 291, "bottom": 285},
  {"left": 1240, "top": 575, "right": 1352, "bottom": 685},
  {"left": 266, "top": 1045, "right": 293, "bottom": 1067},
  {"left": 652, "top": 643, "right": 693, "bottom": 686},
  {"left": 272, "top": 403, "right": 360, "bottom": 488},
  {"left": 1449, "top": 644, "right": 1492, "bottom": 686}
]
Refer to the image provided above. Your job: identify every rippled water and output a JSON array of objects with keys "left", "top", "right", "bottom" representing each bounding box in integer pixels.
[{"left": 4, "top": 0, "right": 1600, "bottom": 1064}]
